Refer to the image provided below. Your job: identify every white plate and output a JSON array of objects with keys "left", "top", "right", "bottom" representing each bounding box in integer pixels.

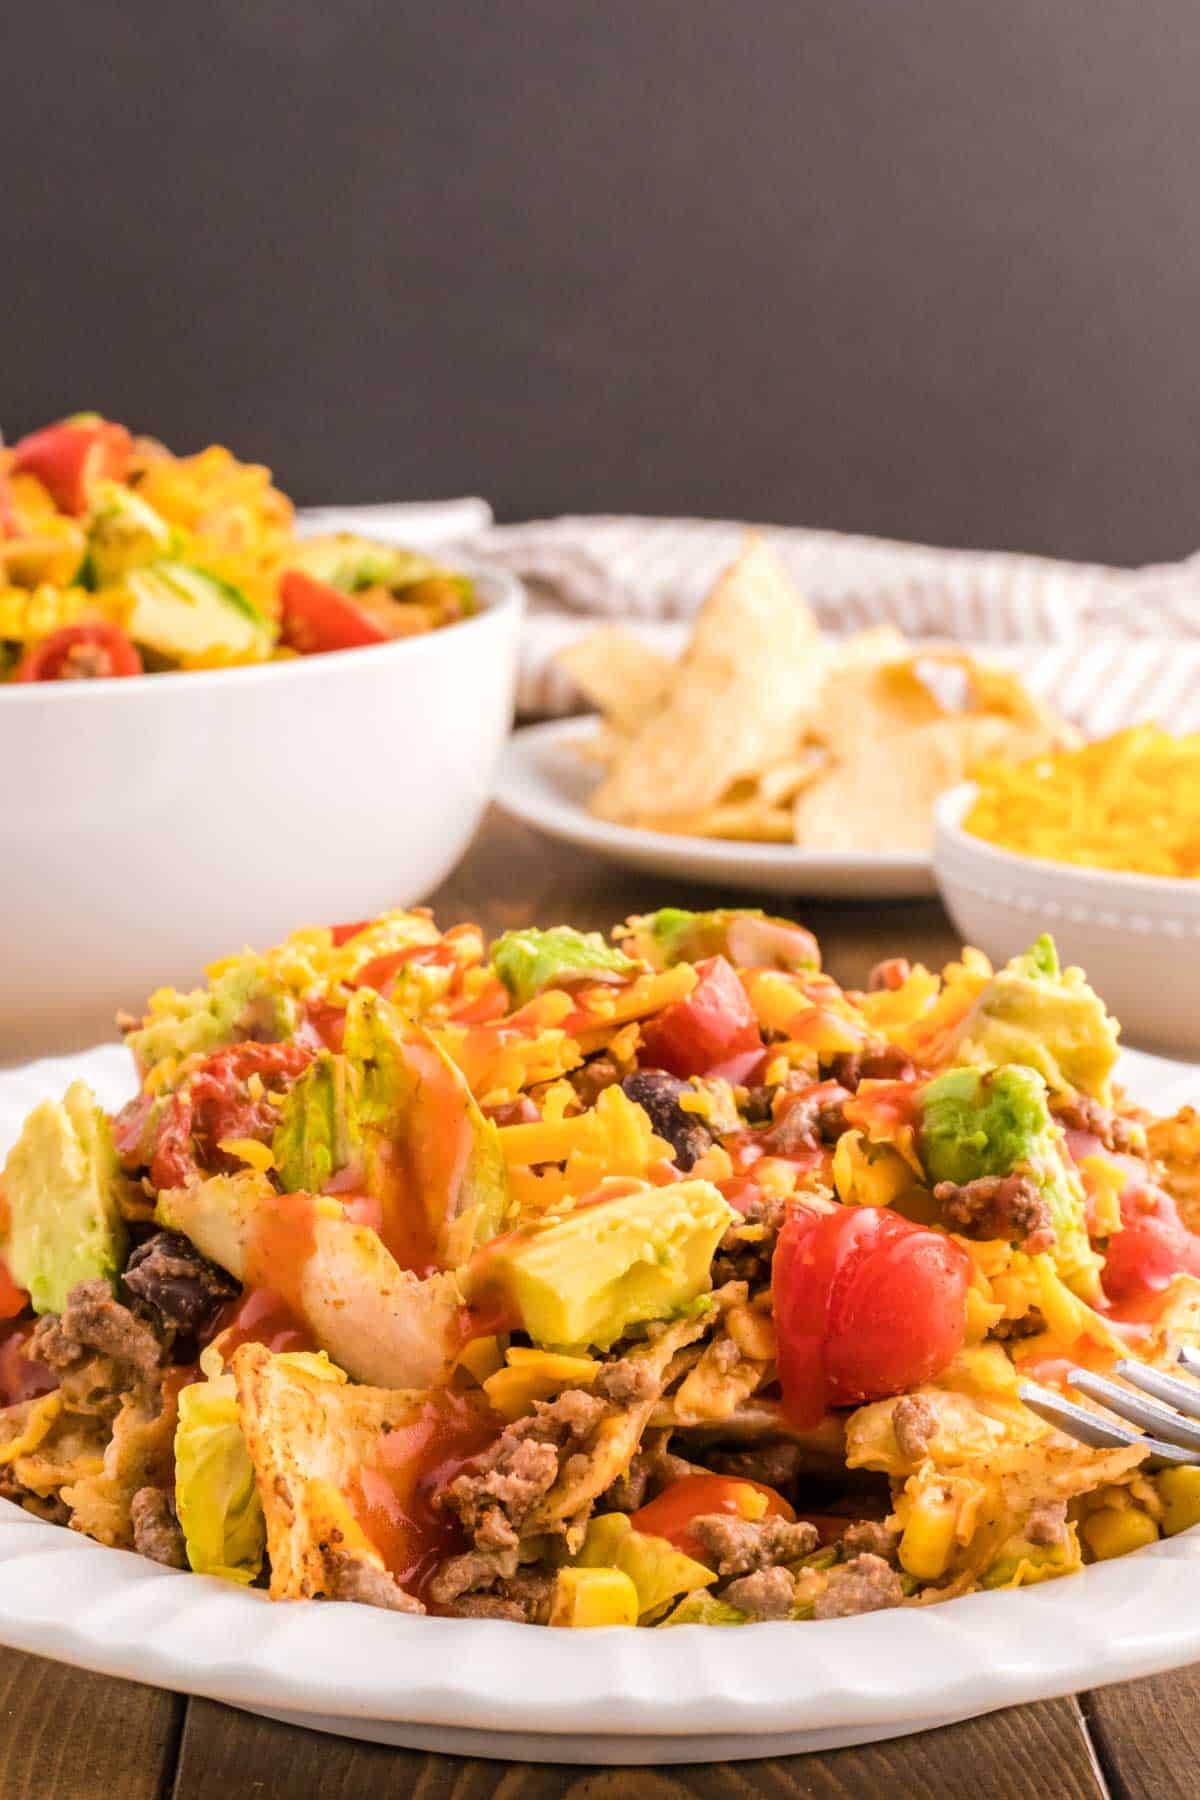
[
  {"left": 2, "top": 1042, "right": 1200, "bottom": 1763},
  {"left": 494, "top": 720, "right": 936, "bottom": 899}
]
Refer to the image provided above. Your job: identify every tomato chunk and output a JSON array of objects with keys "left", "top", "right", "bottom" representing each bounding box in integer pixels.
[
  {"left": 279, "top": 570, "right": 389, "bottom": 654},
  {"left": 14, "top": 622, "right": 143, "bottom": 682},
  {"left": 774, "top": 1205, "right": 969, "bottom": 1427},
  {"left": 1101, "top": 1189, "right": 1200, "bottom": 1303},
  {"left": 11, "top": 416, "right": 131, "bottom": 515},
  {"left": 639, "top": 956, "right": 762, "bottom": 1079},
  {"left": 630, "top": 1472, "right": 794, "bottom": 1559}
]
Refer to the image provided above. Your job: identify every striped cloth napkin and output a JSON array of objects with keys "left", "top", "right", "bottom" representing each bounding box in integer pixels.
[{"left": 461, "top": 514, "right": 1200, "bottom": 724}]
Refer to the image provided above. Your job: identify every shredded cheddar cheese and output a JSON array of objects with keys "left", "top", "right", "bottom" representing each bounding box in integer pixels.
[{"left": 966, "top": 727, "right": 1200, "bottom": 878}]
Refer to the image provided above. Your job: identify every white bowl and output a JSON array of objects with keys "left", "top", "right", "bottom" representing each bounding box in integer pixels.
[
  {"left": 0, "top": 561, "right": 523, "bottom": 1058},
  {"left": 934, "top": 783, "right": 1200, "bottom": 1056}
]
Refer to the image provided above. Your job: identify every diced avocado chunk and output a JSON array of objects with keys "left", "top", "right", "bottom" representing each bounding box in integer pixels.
[
  {"left": 127, "top": 961, "right": 296, "bottom": 1075},
  {"left": 949, "top": 935, "right": 1119, "bottom": 1102},
  {"left": 0, "top": 1081, "right": 128, "bottom": 1314},
  {"left": 919, "top": 1066, "right": 1098, "bottom": 1290},
  {"left": 123, "top": 561, "right": 272, "bottom": 661},
  {"left": 460, "top": 1177, "right": 735, "bottom": 1352},
  {"left": 271, "top": 1052, "right": 362, "bottom": 1194},
  {"left": 490, "top": 926, "right": 638, "bottom": 1009},
  {"left": 919, "top": 1065, "right": 1049, "bottom": 1188},
  {"left": 84, "top": 482, "right": 178, "bottom": 586},
  {"left": 624, "top": 908, "right": 819, "bottom": 973},
  {"left": 284, "top": 533, "right": 452, "bottom": 594}
]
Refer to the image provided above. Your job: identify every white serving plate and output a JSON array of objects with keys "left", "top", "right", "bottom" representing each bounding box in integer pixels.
[
  {"left": 1, "top": 1042, "right": 1200, "bottom": 1761},
  {"left": 494, "top": 719, "right": 935, "bottom": 900}
]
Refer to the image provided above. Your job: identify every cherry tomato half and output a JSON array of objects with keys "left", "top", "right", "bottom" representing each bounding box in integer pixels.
[
  {"left": 630, "top": 1472, "right": 794, "bottom": 1559},
  {"left": 639, "top": 955, "right": 763, "bottom": 1079},
  {"left": 11, "top": 416, "right": 131, "bottom": 515},
  {"left": 279, "top": 570, "right": 389, "bottom": 655},
  {"left": 1101, "top": 1189, "right": 1200, "bottom": 1303},
  {"left": 773, "top": 1205, "right": 969, "bottom": 1427},
  {"left": 14, "top": 622, "right": 143, "bottom": 681}
]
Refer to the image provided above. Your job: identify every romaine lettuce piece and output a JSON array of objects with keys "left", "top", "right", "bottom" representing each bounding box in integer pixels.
[
  {"left": 174, "top": 1369, "right": 264, "bottom": 1584},
  {"left": 573, "top": 1511, "right": 714, "bottom": 1616},
  {"left": 271, "top": 1052, "right": 362, "bottom": 1194},
  {"left": 490, "top": 926, "right": 637, "bottom": 1008}
]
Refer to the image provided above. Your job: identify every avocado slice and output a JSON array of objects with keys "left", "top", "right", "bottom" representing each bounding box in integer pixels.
[
  {"left": 460, "top": 1177, "right": 735, "bottom": 1352},
  {"left": 0, "top": 1081, "right": 128, "bottom": 1314},
  {"left": 490, "top": 926, "right": 638, "bottom": 1008},
  {"left": 123, "top": 561, "right": 272, "bottom": 662},
  {"left": 948, "top": 934, "right": 1120, "bottom": 1102}
]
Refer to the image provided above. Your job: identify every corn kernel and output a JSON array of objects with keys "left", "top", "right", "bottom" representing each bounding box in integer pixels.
[
  {"left": 899, "top": 1488, "right": 959, "bottom": 1581},
  {"left": 549, "top": 1566, "right": 639, "bottom": 1627},
  {"left": 1157, "top": 1467, "right": 1200, "bottom": 1537},
  {"left": 1082, "top": 1506, "right": 1159, "bottom": 1562}
]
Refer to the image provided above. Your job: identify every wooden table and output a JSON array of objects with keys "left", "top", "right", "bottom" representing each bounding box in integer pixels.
[{"left": 2, "top": 809, "right": 1194, "bottom": 1799}]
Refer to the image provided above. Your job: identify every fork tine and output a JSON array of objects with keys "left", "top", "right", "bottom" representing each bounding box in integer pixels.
[
  {"left": 1017, "top": 1382, "right": 1140, "bottom": 1449},
  {"left": 1018, "top": 1380, "right": 1200, "bottom": 1466},
  {"left": 1180, "top": 1347, "right": 1200, "bottom": 1378},
  {"left": 1113, "top": 1358, "right": 1200, "bottom": 1421},
  {"left": 1069, "top": 1368, "right": 1200, "bottom": 1451}
]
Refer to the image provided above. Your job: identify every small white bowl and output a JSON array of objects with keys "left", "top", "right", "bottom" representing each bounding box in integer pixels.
[
  {"left": 934, "top": 783, "right": 1200, "bottom": 1056},
  {"left": 0, "top": 561, "right": 523, "bottom": 1058}
]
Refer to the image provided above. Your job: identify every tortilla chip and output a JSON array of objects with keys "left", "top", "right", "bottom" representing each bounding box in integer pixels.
[
  {"left": 233, "top": 1343, "right": 502, "bottom": 1605},
  {"left": 558, "top": 629, "right": 676, "bottom": 734},
  {"left": 792, "top": 656, "right": 1066, "bottom": 853},
  {"left": 590, "top": 536, "right": 824, "bottom": 822},
  {"left": 524, "top": 1305, "right": 722, "bottom": 1544}
]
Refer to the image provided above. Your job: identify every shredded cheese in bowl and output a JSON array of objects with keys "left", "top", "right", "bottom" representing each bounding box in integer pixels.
[{"left": 964, "top": 727, "right": 1200, "bottom": 879}]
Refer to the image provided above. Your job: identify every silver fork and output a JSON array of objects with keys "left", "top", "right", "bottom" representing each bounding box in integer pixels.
[{"left": 1018, "top": 1348, "right": 1200, "bottom": 1467}]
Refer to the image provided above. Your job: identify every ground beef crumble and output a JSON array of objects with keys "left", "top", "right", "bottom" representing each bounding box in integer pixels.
[
  {"left": 1025, "top": 1500, "right": 1068, "bottom": 1546},
  {"left": 31, "top": 1279, "right": 169, "bottom": 1389},
  {"left": 688, "top": 1513, "right": 819, "bottom": 1578},
  {"left": 130, "top": 1487, "right": 187, "bottom": 1569},
  {"left": 706, "top": 1442, "right": 806, "bottom": 1493},
  {"left": 443, "top": 1387, "right": 607, "bottom": 1547},
  {"left": 840, "top": 1519, "right": 900, "bottom": 1563},
  {"left": 326, "top": 1553, "right": 424, "bottom": 1614},
  {"left": 723, "top": 1566, "right": 796, "bottom": 1619},
  {"left": 934, "top": 1173, "right": 1054, "bottom": 1252},
  {"left": 891, "top": 1394, "right": 938, "bottom": 1462},
  {"left": 812, "top": 1553, "right": 904, "bottom": 1619},
  {"left": 1051, "top": 1093, "right": 1141, "bottom": 1155}
]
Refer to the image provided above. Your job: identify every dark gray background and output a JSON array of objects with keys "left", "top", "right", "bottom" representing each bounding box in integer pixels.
[{"left": 4, "top": 0, "right": 1197, "bottom": 562}]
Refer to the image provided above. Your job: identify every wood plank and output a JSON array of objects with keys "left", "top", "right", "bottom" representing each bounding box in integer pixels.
[
  {"left": 0, "top": 1647, "right": 181, "bottom": 1800},
  {"left": 171, "top": 1693, "right": 1102, "bottom": 1800},
  {"left": 1080, "top": 1664, "right": 1200, "bottom": 1799}
]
